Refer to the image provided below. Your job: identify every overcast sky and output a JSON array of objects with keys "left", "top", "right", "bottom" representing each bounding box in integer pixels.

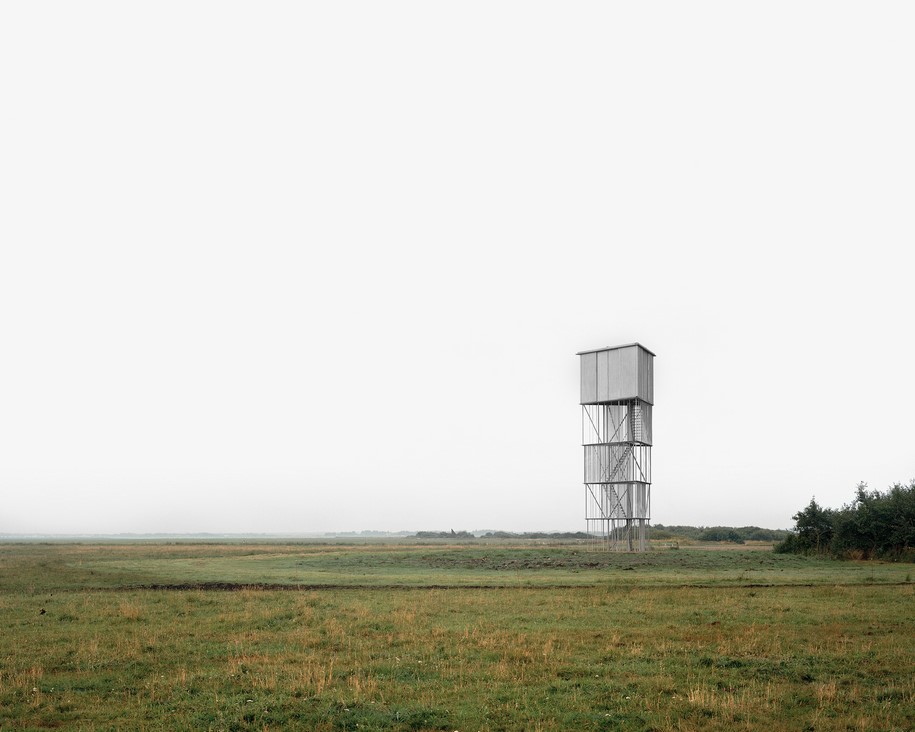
[{"left": 2, "top": 2, "right": 913, "bottom": 535}]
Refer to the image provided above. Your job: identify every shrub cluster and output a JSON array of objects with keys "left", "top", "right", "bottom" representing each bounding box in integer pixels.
[
  {"left": 652, "top": 525, "right": 789, "bottom": 542},
  {"left": 775, "top": 480, "right": 915, "bottom": 560},
  {"left": 697, "top": 528, "right": 745, "bottom": 544},
  {"left": 479, "top": 531, "right": 592, "bottom": 540}
]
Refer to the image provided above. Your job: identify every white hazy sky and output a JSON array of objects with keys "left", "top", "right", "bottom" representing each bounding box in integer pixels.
[{"left": 2, "top": 2, "right": 913, "bottom": 535}]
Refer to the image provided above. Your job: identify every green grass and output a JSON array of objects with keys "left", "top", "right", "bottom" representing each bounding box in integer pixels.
[
  {"left": 1, "top": 542, "right": 913, "bottom": 730},
  {"left": 3, "top": 541, "right": 911, "bottom": 592}
]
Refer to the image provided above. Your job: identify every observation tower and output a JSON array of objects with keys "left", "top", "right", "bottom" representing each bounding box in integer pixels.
[{"left": 578, "top": 343, "right": 655, "bottom": 551}]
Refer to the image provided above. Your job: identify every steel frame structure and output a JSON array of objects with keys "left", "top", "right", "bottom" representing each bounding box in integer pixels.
[{"left": 583, "top": 398, "right": 653, "bottom": 551}]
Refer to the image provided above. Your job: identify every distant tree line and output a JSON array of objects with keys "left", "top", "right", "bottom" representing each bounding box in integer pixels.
[
  {"left": 410, "top": 528, "right": 787, "bottom": 542},
  {"left": 651, "top": 525, "right": 790, "bottom": 543},
  {"left": 410, "top": 531, "right": 592, "bottom": 540},
  {"left": 775, "top": 480, "right": 915, "bottom": 560},
  {"left": 479, "top": 531, "right": 592, "bottom": 540}
]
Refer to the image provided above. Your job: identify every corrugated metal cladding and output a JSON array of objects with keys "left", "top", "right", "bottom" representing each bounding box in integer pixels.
[
  {"left": 579, "top": 343, "right": 654, "bottom": 405},
  {"left": 583, "top": 445, "right": 651, "bottom": 484},
  {"left": 638, "top": 347, "right": 654, "bottom": 404},
  {"left": 585, "top": 483, "right": 650, "bottom": 520},
  {"left": 581, "top": 403, "right": 652, "bottom": 446},
  {"left": 580, "top": 352, "right": 598, "bottom": 404}
]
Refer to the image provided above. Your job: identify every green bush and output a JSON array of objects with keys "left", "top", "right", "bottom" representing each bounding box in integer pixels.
[
  {"left": 777, "top": 480, "right": 915, "bottom": 560},
  {"left": 698, "top": 528, "right": 745, "bottom": 543}
]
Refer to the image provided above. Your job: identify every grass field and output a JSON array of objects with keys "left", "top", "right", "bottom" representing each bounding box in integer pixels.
[{"left": 1, "top": 541, "right": 913, "bottom": 731}]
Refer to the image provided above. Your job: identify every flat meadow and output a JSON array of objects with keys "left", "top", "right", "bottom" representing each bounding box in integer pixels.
[{"left": 0, "top": 541, "right": 912, "bottom": 731}]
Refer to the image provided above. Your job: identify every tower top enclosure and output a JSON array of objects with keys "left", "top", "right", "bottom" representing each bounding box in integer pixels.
[{"left": 578, "top": 343, "right": 655, "bottom": 406}]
